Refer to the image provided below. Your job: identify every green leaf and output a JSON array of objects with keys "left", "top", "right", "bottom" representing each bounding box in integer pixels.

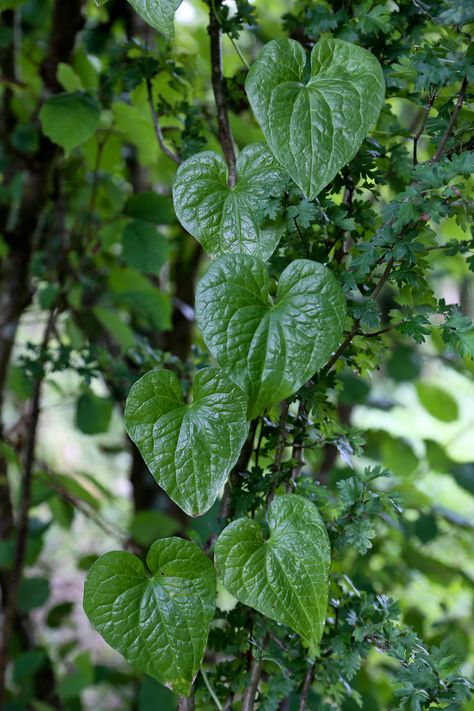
[
  {"left": 196, "top": 255, "right": 346, "bottom": 419},
  {"left": 126, "top": 0, "right": 182, "bottom": 37},
  {"left": 18, "top": 576, "right": 50, "bottom": 613},
  {"left": 215, "top": 495, "right": 330, "bottom": 651},
  {"left": 75, "top": 390, "right": 113, "bottom": 435},
  {"left": 173, "top": 143, "right": 286, "bottom": 260},
  {"left": 131, "top": 510, "right": 180, "bottom": 547},
  {"left": 125, "top": 368, "right": 249, "bottom": 516},
  {"left": 83, "top": 538, "right": 216, "bottom": 696},
  {"left": 416, "top": 383, "right": 459, "bottom": 423},
  {"left": 245, "top": 38, "right": 385, "bottom": 198},
  {"left": 124, "top": 191, "right": 175, "bottom": 225},
  {"left": 39, "top": 91, "right": 100, "bottom": 154},
  {"left": 122, "top": 219, "right": 169, "bottom": 275}
]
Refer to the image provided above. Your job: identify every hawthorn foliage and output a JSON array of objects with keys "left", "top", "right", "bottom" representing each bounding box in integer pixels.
[{"left": 0, "top": 1, "right": 473, "bottom": 710}]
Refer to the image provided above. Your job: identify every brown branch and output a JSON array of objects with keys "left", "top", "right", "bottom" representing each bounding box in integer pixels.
[
  {"left": 431, "top": 76, "right": 468, "bottom": 164},
  {"left": 208, "top": 1, "right": 237, "bottom": 186},
  {"left": 323, "top": 257, "right": 394, "bottom": 374},
  {"left": 413, "top": 91, "right": 437, "bottom": 165},
  {"left": 0, "top": 306, "right": 56, "bottom": 706},
  {"left": 178, "top": 690, "right": 195, "bottom": 711},
  {"left": 241, "top": 656, "right": 264, "bottom": 711},
  {"left": 286, "top": 401, "right": 306, "bottom": 492},
  {"left": 298, "top": 662, "right": 316, "bottom": 711},
  {"left": 146, "top": 78, "right": 181, "bottom": 165}
]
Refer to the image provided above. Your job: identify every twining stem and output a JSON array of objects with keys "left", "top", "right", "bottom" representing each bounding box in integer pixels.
[
  {"left": 266, "top": 400, "right": 289, "bottom": 507},
  {"left": 178, "top": 691, "right": 195, "bottom": 711},
  {"left": 431, "top": 76, "right": 468, "bottom": 164},
  {"left": 201, "top": 665, "right": 223, "bottom": 711},
  {"left": 413, "top": 91, "right": 437, "bottom": 165},
  {"left": 0, "top": 306, "right": 57, "bottom": 706},
  {"left": 241, "top": 655, "right": 264, "bottom": 711},
  {"left": 146, "top": 77, "right": 181, "bottom": 165},
  {"left": 208, "top": 0, "right": 237, "bottom": 186}
]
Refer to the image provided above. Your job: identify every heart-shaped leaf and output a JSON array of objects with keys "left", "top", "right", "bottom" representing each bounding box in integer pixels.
[
  {"left": 196, "top": 255, "right": 346, "bottom": 419},
  {"left": 126, "top": 0, "right": 182, "bottom": 37},
  {"left": 124, "top": 367, "right": 249, "bottom": 516},
  {"left": 83, "top": 538, "right": 216, "bottom": 696},
  {"left": 245, "top": 38, "right": 385, "bottom": 198},
  {"left": 215, "top": 495, "right": 330, "bottom": 651},
  {"left": 173, "top": 143, "right": 287, "bottom": 261}
]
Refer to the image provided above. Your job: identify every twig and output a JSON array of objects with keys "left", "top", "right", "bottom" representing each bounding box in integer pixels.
[
  {"left": 241, "top": 655, "right": 264, "bottom": 711},
  {"left": 298, "top": 662, "right": 316, "bottom": 711},
  {"left": 323, "top": 257, "right": 394, "bottom": 374},
  {"left": 294, "top": 217, "right": 310, "bottom": 257},
  {"left": 178, "top": 690, "right": 195, "bottom": 711},
  {"left": 208, "top": 1, "right": 237, "bottom": 186},
  {"left": 146, "top": 77, "right": 180, "bottom": 165},
  {"left": 0, "top": 306, "right": 56, "bottom": 706},
  {"left": 431, "top": 76, "right": 468, "bottom": 164},
  {"left": 413, "top": 91, "right": 437, "bottom": 165},
  {"left": 201, "top": 666, "right": 223, "bottom": 711}
]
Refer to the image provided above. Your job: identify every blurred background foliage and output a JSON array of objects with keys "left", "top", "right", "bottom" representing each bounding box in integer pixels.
[{"left": 0, "top": 0, "right": 473, "bottom": 709}]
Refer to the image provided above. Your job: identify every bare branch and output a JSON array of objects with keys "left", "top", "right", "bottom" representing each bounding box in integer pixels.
[
  {"left": 431, "top": 77, "right": 468, "bottom": 164},
  {"left": 208, "top": 1, "right": 237, "bottom": 186},
  {"left": 146, "top": 78, "right": 181, "bottom": 165}
]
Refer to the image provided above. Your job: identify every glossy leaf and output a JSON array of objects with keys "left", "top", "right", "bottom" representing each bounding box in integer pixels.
[
  {"left": 245, "top": 38, "right": 385, "bottom": 198},
  {"left": 124, "top": 368, "right": 249, "bottom": 516},
  {"left": 215, "top": 495, "right": 330, "bottom": 651},
  {"left": 83, "top": 538, "right": 216, "bottom": 696},
  {"left": 126, "top": 0, "right": 182, "bottom": 37},
  {"left": 173, "top": 143, "right": 286, "bottom": 260},
  {"left": 196, "top": 255, "right": 346, "bottom": 419}
]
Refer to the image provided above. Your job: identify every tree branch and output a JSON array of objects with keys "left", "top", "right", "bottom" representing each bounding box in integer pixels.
[
  {"left": 178, "top": 690, "right": 195, "bottom": 711},
  {"left": 241, "top": 655, "right": 264, "bottom": 711},
  {"left": 413, "top": 91, "right": 437, "bottom": 165},
  {"left": 208, "top": 1, "right": 237, "bottom": 186},
  {"left": 0, "top": 306, "right": 57, "bottom": 706},
  {"left": 298, "top": 662, "right": 316, "bottom": 711},
  {"left": 431, "top": 76, "right": 468, "bottom": 164}
]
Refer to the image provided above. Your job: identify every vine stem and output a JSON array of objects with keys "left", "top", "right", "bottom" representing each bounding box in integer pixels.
[
  {"left": 201, "top": 665, "right": 223, "bottom": 710},
  {"left": 265, "top": 400, "right": 289, "bottom": 507},
  {"left": 430, "top": 76, "right": 468, "bottom": 164},
  {"left": 241, "top": 655, "right": 264, "bottom": 711},
  {"left": 0, "top": 305, "right": 57, "bottom": 706},
  {"left": 146, "top": 77, "right": 180, "bottom": 165},
  {"left": 413, "top": 91, "right": 437, "bottom": 165},
  {"left": 208, "top": 0, "right": 237, "bottom": 186}
]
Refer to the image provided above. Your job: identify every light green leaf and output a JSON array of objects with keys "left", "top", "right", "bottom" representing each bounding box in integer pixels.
[
  {"left": 245, "top": 38, "right": 385, "bottom": 198},
  {"left": 416, "top": 382, "right": 459, "bottom": 423},
  {"left": 173, "top": 143, "right": 286, "bottom": 260},
  {"left": 215, "top": 495, "right": 330, "bottom": 651},
  {"left": 83, "top": 538, "right": 215, "bottom": 696},
  {"left": 122, "top": 219, "right": 169, "bottom": 275},
  {"left": 126, "top": 0, "right": 182, "bottom": 37},
  {"left": 39, "top": 91, "right": 100, "bottom": 154},
  {"left": 124, "top": 368, "right": 249, "bottom": 516},
  {"left": 196, "top": 255, "right": 346, "bottom": 419}
]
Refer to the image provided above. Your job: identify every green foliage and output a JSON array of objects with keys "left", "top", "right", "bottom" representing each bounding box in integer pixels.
[
  {"left": 245, "top": 38, "right": 385, "bottom": 197},
  {"left": 39, "top": 92, "right": 100, "bottom": 154},
  {"left": 83, "top": 538, "right": 216, "bottom": 695},
  {"left": 125, "top": 368, "right": 249, "bottom": 515},
  {"left": 215, "top": 495, "right": 330, "bottom": 652},
  {"left": 125, "top": 0, "right": 182, "bottom": 37},
  {"left": 173, "top": 144, "right": 287, "bottom": 260},
  {"left": 196, "top": 255, "right": 346, "bottom": 418}
]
